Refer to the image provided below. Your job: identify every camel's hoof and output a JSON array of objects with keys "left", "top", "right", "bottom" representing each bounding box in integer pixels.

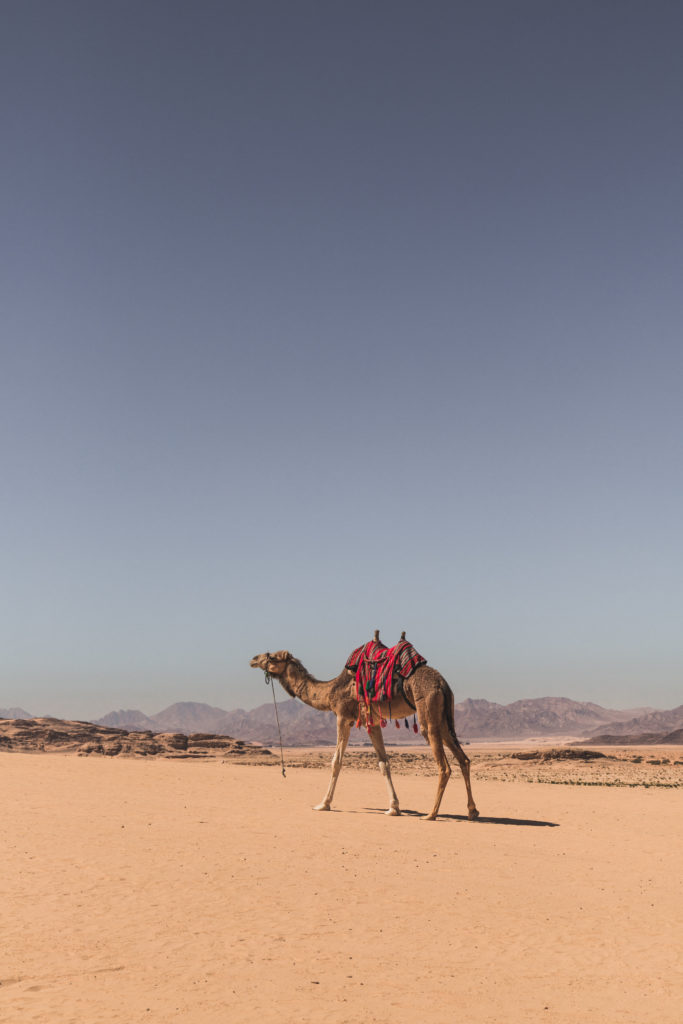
[
  {"left": 468, "top": 808, "right": 480, "bottom": 820},
  {"left": 422, "top": 813, "right": 437, "bottom": 821},
  {"left": 385, "top": 807, "right": 401, "bottom": 816},
  {"left": 313, "top": 803, "right": 331, "bottom": 811}
]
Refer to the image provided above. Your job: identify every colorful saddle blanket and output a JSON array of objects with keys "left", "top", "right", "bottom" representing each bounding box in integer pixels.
[{"left": 346, "top": 638, "right": 426, "bottom": 707}]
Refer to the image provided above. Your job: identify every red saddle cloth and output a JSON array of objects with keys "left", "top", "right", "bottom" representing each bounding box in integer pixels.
[{"left": 345, "top": 638, "right": 426, "bottom": 707}]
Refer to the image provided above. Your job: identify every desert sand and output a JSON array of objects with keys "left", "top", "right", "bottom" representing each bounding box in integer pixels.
[{"left": 1, "top": 749, "right": 681, "bottom": 1023}]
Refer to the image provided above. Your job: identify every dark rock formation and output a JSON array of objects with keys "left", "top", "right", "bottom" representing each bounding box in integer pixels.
[{"left": 0, "top": 717, "right": 272, "bottom": 759}]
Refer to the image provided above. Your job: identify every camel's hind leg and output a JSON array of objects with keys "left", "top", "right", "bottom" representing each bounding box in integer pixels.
[
  {"left": 421, "top": 722, "right": 452, "bottom": 821},
  {"left": 314, "top": 717, "right": 351, "bottom": 811},
  {"left": 442, "top": 728, "right": 479, "bottom": 820},
  {"left": 367, "top": 725, "right": 401, "bottom": 816}
]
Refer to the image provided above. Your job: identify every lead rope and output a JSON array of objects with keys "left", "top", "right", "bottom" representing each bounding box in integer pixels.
[{"left": 264, "top": 671, "right": 286, "bottom": 777}]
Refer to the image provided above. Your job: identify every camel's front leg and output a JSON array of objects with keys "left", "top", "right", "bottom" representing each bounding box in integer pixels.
[
  {"left": 314, "top": 717, "right": 351, "bottom": 811},
  {"left": 368, "top": 725, "right": 401, "bottom": 815}
]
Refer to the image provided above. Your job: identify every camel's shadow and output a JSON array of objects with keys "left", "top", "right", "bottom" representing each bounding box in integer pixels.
[{"left": 358, "top": 808, "right": 560, "bottom": 827}]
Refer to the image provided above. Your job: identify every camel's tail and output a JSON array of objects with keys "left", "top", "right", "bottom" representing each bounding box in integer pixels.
[{"left": 444, "top": 683, "right": 459, "bottom": 743}]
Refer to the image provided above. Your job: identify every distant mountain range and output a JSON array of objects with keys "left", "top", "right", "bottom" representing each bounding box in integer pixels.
[
  {"left": 5, "top": 698, "right": 682, "bottom": 746},
  {"left": 97, "top": 700, "right": 341, "bottom": 746},
  {"left": 451, "top": 697, "right": 658, "bottom": 740},
  {"left": 97, "top": 703, "right": 233, "bottom": 735},
  {"left": 578, "top": 705, "right": 683, "bottom": 737},
  {"left": 87, "top": 697, "right": 681, "bottom": 746}
]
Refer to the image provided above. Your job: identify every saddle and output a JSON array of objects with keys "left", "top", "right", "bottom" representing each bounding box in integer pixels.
[{"left": 345, "top": 631, "right": 426, "bottom": 714}]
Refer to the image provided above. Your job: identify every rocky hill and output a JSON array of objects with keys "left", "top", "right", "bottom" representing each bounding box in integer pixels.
[
  {"left": 451, "top": 697, "right": 654, "bottom": 739},
  {"left": 152, "top": 701, "right": 236, "bottom": 734},
  {"left": 584, "top": 705, "right": 683, "bottom": 739},
  {"left": 0, "top": 717, "right": 273, "bottom": 759},
  {"left": 97, "top": 708, "right": 159, "bottom": 730}
]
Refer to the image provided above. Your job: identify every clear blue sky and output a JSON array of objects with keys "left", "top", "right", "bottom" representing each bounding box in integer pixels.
[{"left": 2, "top": 1, "right": 682, "bottom": 718}]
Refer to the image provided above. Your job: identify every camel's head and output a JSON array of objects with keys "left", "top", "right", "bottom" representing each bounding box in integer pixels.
[
  {"left": 249, "top": 650, "right": 292, "bottom": 677},
  {"left": 250, "top": 650, "right": 298, "bottom": 697}
]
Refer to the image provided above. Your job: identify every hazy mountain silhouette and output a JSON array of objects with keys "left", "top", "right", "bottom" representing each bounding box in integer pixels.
[
  {"left": 92, "top": 696, "right": 664, "bottom": 746},
  {"left": 583, "top": 704, "right": 683, "bottom": 738},
  {"left": 452, "top": 697, "right": 656, "bottom": 739},
  {"left": 149, "top": 702, "right": 234, "bottom": 734},
  {"left": 97, "top": 709, "right": 158, "bottom": 730}
]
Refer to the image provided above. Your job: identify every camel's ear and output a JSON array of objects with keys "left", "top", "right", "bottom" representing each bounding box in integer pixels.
[{"left": 271, "top": 649, "right": 290, "bottom": 662}]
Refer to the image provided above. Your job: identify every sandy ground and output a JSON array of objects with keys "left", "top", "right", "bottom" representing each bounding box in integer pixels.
[
  {"left": 1, "top": 750, "right": 682, "bottom": 1024},
  {"left": 246, "top": 742, "right": 683, "bottom": 787}
]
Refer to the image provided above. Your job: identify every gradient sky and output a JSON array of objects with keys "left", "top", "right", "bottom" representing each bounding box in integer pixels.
[{"left": 2, "top": 1, "right": 682, "bottom": 718}]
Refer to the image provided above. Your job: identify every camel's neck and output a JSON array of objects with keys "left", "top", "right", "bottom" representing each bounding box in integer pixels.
[{"left": 280, "top": 662, "right": 342, "bottom": 712}]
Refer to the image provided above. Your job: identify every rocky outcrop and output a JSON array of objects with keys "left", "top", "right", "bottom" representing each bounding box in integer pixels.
[
  {"left": 511, "top": 748, "right": 607, "bottom": 761},
  {"left": 583, "top": 706, "right": 683, "bottom": 738},
  {"left": 0, "top": 717, "right": 272, "bottom": 759},
  {"left": 578, "top": 728, "right": 683, "bottom": 746}
]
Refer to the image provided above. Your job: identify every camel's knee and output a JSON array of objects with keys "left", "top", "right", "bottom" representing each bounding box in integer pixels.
[
  {"left": 444, "top": 731, "right": 469, "bottom": 762},
  {"left": 456, "top": 746, "right": 470, "bottom": 767}
]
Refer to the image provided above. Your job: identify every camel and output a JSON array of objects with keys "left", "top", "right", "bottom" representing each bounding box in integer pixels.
[{"left": 249, "top": 640, "right": 479, "bottom": 821}]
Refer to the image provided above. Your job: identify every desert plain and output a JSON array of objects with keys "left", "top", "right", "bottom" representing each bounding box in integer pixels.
[{"left": 1, "top": 744, "right": 682, "bottom": 1024}]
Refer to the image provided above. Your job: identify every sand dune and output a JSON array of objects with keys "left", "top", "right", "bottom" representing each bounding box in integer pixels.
[{"left": 1, "top": 750, "right": 681, "bottom": 1023}]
